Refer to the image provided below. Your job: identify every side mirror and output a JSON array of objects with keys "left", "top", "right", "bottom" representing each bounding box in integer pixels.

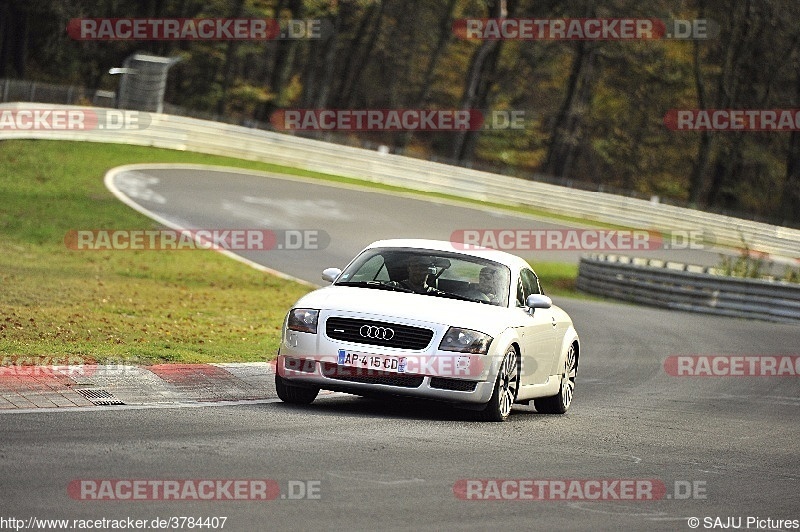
[
  {"left": 322, "top": 267, "right": 342, "bottom": 283},
  {"left": 526, "top": 294, "right": 552, "bottom": 310}
]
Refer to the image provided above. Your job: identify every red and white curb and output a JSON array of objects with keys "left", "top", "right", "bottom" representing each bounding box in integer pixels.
[{"left": 0, "top": 362, "right": 281, "bottom": 412}]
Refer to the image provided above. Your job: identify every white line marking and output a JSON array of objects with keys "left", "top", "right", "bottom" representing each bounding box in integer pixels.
[
  {"left": 566, "top": 502, "right": 666, "bottom": 517},
  {"left": 103, "top": 165, "right": 317, "bottom": 287},
  {"left": 0, "top": 398, "right": 284, "bottom": 415},
  {"left": 327, "top": 472, "right": 425, "bottom": 486}
]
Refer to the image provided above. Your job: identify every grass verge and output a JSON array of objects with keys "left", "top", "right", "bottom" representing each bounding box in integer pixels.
[
  {"left": 0, "top": 139, "right": 585, "bottom": 364},
  {"left": 529, "top": 262, "right": 580, "bottom": 297}
]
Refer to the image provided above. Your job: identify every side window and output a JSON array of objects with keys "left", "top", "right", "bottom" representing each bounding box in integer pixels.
[
  {"left": 516, "top": 279, "right": 526, "bottom": 307},
  {"left": 517, "top": 268, "right": 540, "bottom": 306},
  {"left": 522, "top": 269, "right": 541, "bottom": 295}
]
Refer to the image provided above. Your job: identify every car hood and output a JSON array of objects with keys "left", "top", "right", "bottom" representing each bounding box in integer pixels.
[{"left": 293, "top": 286, "right": 521, "bottom": 334}]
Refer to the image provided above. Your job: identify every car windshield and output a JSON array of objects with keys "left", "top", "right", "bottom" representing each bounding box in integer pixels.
[{"left": 336, "top": 247, "right": 511, "bottom": 307}]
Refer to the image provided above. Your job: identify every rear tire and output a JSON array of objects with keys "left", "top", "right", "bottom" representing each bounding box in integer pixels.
[
  {"left": 275, "top": 374, "right": 319, "bottom": 405},
  {"left": 475, "top": 346, "right": 519, "bottom": 422},
  {"left": 534, "top": 343, "right": 577, "bottom": 414}
]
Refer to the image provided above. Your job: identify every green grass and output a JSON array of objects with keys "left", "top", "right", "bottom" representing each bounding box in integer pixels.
[
  {"left": 0, "top": 140, "right": 318, "bottom": 364},
  {"left": 0, "top": 139, "right": 586, "bottom": 365},
  {"left": 529, "top": 262, "right": 580, "bottom": 297}
]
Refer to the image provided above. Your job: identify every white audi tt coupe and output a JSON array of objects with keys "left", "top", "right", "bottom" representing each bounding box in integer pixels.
[{"left": 275, "top": 239, "right": 580, "bottom": 421}]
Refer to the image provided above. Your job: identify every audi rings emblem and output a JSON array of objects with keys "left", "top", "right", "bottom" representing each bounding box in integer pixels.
[{"left": 360, "top": 325, "right": 395, "bottom": 340}]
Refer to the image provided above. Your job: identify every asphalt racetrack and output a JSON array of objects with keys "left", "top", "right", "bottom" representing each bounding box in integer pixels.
[
  {"left": 2, "top": 166, "right": 798, "bottom": 531},
  {"left": 104, "top": 166, "right": 760, "bottom": 283}
]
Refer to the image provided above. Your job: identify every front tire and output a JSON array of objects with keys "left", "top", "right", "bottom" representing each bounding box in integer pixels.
[
  {"left": 275, "top": 374, "right": 319, "bottom": 405},
  {"left": 475, "top": 346, "right": 519, "bottom": 422},
  {"left": 534, "top": 343, "right": 577, "bottom": 414}
]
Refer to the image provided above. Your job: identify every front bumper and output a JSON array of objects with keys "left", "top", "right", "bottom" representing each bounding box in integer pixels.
[
  {"left": 276, "top": 352, "right": 496, "bottom": 405},
  {"left": 277, "top": 310, "right": 502, "bottom": 405}
]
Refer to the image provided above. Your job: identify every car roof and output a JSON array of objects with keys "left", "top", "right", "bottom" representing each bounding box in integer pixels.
[{"left": 364, "top": 239, "right": 531, "bottom": 271}]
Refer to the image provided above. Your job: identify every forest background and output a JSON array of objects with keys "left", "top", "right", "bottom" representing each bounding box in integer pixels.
[{"left": 2, "top": 0, "right": 798, "bottom": 226}]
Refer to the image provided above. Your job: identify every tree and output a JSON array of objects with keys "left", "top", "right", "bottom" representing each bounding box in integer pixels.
[{"left": 450, "top": 0, "right": 516, "bottom": 164}]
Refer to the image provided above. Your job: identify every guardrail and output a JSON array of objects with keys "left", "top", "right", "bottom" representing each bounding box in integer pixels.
[
  {"left": 2, "top": 102, "right": 799, "bottom": 261},
  {"left": 577, "top": 254, "right": 800, "bottom": 323}
]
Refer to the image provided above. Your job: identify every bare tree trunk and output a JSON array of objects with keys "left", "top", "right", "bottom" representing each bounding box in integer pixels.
[
  {"left": 0, "top": 2, "right": 10, "bottom": 78},
  {"left": 451, "top": 0, "right": 512, "bottom": 163},
  {"left": 216, "top": 0, "right": 246, "bottom": 116},
  {"left": 0, "top": 2, "right": 28, "bottom": 78},
  {"left": 300, "top": 38, "right": 322, "bottom": 108},
  {"left": 780, "top": 51, "right": 800, "bottom": 225},
  {"left": 398, "top": 0, "right": 457, "bottom": 150},
  {"left": 542, "top": 38, "right": 596, "bottom": 178},
  {"left": 387, "top": 0, "right": 418, "bottom": 108},
  {"left": 335, "top": 0, "right": 387, "bottom": 108},
  {"left": 782, "top": 130, "right": 800, "bottom": 225},
  {"left": 542, "top": 0, "right": 598, "bottom": 179},
  {"left": 699, "top": 0, "right": 752, "bottom": 207},
  {"left": 299, "top": 6, "right": 345, "bottom": 109},
  {"left": 313, "top": 7, "right": 347, "bottom": 108},
  {"left": 13, "top": 3, "right": 27, "bottom": 78},
  {"left": 261, "top": 0, "right": 286, "bottom": 87},
  {"left": 270, "top": 0, "right": 304, "bottom": 107},
  {"left": 688, "top": 33, "right": 712, "bottom": 205}
]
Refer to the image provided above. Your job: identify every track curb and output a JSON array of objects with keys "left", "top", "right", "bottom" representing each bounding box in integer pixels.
[{"left": 0, "top": 362, "right": 276, "bottom": 411}]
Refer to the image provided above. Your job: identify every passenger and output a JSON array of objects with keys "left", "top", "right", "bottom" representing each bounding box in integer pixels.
[{"left": 473, "top": 266, "right": 500, "bottom": 303}]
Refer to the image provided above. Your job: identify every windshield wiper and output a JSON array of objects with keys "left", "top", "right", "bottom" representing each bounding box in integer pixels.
[
  {"left": 426, "top": 291, "right": 489, "bottom": 304},
  {"left": 337, "top": 281, "right": 414, "bottom": 293},
  {"left": 439, "top": 291, "right": 501, "bottom": 305}
]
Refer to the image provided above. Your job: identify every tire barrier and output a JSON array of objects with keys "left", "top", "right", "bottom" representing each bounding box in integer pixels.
[{"left": 577, "top": 254, "right": 800, "bottom": 323}]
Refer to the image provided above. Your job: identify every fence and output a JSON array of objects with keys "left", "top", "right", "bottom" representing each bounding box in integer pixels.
[
  {"left": 577, "top": 254, "right": 800, "bottom": 322},
  {"left": 0, "top": 78, "right": 115, "bottom": 108}
]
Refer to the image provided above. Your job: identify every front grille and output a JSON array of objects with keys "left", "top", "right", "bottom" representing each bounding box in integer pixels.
[
  {"left": 325, "top": 317, "right": 434, "bottom": 350},
  {"left": 429, "top": 378, "right": 478, "bottom": 392},
  {"left": 320, "top": 362, "right": 424, "bottom": 388}
]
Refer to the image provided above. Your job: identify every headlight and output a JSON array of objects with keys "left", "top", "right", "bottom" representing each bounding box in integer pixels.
[
  {"left": 439, "top": 327, "right": 492, "bottom": 354},
  {"left": 287, "top": 308, "right": 319, "bottom": 334}
]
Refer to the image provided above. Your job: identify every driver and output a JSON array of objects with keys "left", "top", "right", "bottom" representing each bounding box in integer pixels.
[
  {"left": 473, "top": 266, "right": 500, "bottom": 303},
  {"left": 399, "top": 255, "right": 442, "bottom": 294}
]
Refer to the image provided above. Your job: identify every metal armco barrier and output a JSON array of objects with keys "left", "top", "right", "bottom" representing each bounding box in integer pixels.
[
  {"left": 577, "top": 254, "right": 800, "bottom": 323},
  {"left": 2, "top": 102, "right": 799, "bottom": 260}
]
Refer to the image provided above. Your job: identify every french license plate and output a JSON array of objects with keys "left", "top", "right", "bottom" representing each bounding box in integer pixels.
[{"left": 337, "top": 349, "right": 407, "bottom": 373}]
